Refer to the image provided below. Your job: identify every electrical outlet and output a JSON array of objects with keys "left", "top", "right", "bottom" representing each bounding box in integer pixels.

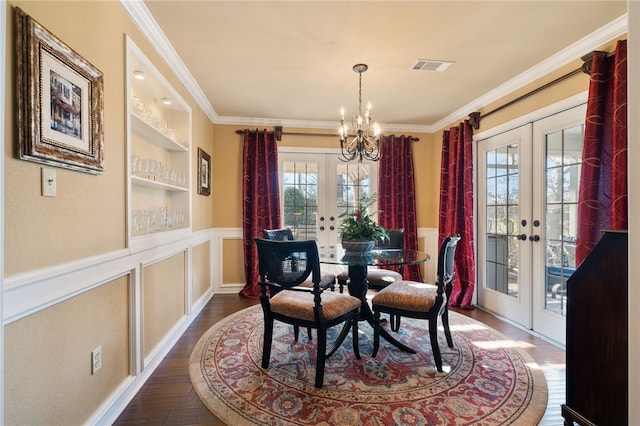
[{"left": 91, "top": 346, "right": 102, "bottom": 374}]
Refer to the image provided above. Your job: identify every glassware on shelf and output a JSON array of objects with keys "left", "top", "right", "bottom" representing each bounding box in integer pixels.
[
  {"left": 132, "top": 95, "right": 145, "bottom": 114},
  {"left": 131, "top": 155, "right": 187, "bottom": 188},
  {"left": 132, "top": 207, "right": 186, "bottom": 235}
]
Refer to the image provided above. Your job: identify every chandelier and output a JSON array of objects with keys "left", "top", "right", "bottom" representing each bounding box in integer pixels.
[{"left": 339, "top": 64, "right": 381, "bottom": 162}]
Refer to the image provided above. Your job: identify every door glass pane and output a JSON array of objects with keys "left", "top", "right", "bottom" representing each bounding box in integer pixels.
[
  {"left": 336, "top": 163, "right": 371, "bottom": 219},
  {"left": 485, "top": 144, "right": 519, "bottom": 297},
  {"left": 281, "top": 161, "right": 318, "bottom": 240},
  {"left": 544, "top": 124, "right": 583, "bottom": 315}
]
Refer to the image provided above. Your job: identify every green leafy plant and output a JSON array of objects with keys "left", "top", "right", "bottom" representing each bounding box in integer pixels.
[{"left": 338, "top": 193, "right": 389, "bottom": 243}]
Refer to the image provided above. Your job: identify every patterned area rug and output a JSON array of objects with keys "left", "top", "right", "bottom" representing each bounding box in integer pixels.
[{"left": 190, "top": 305, "right": 547, "bottom": 425}]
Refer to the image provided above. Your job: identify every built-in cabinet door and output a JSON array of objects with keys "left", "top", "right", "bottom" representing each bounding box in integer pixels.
[
  {"left": 279, "top": 150, "right": 377, "bottom": 248},
  {"left": 477, "top": 104, "right": 586, "bottom": 345}
]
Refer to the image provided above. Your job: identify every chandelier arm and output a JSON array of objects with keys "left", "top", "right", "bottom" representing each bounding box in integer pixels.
[{"left": 338, "top": 63, "right": 381, "bottom": 162}]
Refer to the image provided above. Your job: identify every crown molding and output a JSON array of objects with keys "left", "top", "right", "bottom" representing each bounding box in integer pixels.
[
  {"left": 431, "top": 13, "right": 627, "bottom": 132},
  {"left": 122, "top": 1, "right": 626, "bottom": 134},
  {"left": 120, "top": 0, "right": 218, "bottom": 123}
]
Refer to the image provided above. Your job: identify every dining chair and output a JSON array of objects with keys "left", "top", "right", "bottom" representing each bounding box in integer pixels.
[
  {"left": 336, "top": 228, "right": 405, "bottom": 292},
  {"left": 371, "top": 235, "right": 461, "bottom": 372},
  {"left": 263, "top": 228, "right": 337, "bottom": 290},
  {"left": 255, "top": 238, "right": 361, "bottom": 388}
]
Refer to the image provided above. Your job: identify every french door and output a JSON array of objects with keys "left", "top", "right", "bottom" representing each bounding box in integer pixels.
[
  {"left": 477, "top": 104, "right": 586, "bottom": 344},
  {"left": 278, "top": 150, "right": 378, "bottom": 248}
]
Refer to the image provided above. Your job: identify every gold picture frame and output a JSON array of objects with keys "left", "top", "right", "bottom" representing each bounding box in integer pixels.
[
  {"left": 198, "top": 148, "right": 211, "bottom": 196},
  {"left": 15, "top": 7, "right": 104, "bottom": 174}
]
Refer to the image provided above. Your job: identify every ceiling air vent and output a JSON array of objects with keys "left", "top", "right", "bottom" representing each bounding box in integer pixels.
[{"left": 411, "top": 59, "right": 454, "bottom": 72}]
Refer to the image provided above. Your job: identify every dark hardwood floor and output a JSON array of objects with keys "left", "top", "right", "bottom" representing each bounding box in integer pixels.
[{"left": 113, "top": 294, "right": 565, "bottom": 425}]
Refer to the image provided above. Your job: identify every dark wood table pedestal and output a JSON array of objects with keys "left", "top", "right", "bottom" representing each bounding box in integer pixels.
[{"left": 320, "top": 246, "right": 429, "bottom": 356}]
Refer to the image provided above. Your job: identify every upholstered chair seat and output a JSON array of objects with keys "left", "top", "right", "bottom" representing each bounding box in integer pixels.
[
  {"left": 371, "top": 235, "right": 461, "bottom": 373},
  {"left": 372, "top": 282, "right": 438, "bottom": 312},
  {"left": 270, "top": 290, "right": 362, "bottom": 322}
]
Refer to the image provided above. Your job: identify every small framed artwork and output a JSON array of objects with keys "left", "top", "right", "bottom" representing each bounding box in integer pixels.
[
  {"left": 198, "top": 148, "right": 211, "bottom": 196},
  {"left": 15, "top": 7, "right": 104, "bottom": 174}
]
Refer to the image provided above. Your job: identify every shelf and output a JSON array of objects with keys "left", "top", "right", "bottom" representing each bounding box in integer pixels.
[
  {"left": 131, "top": 114, "right": 188, "bottom": 152},
  {"left": 127, "top": 37, "right": 192, "bottom": 247},
  {"left": 132, "top": 175, "right": 188, "bottom": 192}
]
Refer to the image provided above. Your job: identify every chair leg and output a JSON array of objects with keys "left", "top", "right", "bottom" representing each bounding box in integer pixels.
[
  {"left": 372, "top": 310, "right": 381, "bottom": 357},
  {"left": 338, "top": 278, "right": 347, "bottom": 293},
  {"left": 428, "top": 316, "right": 443, "bottom": 372},
  {"left": 441, "top": 307, "right": 454, "bottom": 348},
  {"left": 351, "top": 316, "right": 361, "bottom": 360},
  {"left": 315, "top": 327, "right": 327, "bottom": 388},
  {"left": 262, "top": 319, "right": 274, "bottom": 369},
  {"left": 293, "top": 325, "right": 300, "bottom": 342},
  {"left": 307, "top": 327, "right": 313, "bottom": 341},
  {"left": 390, "top": 314, "right": 401, "bottom": 331}
]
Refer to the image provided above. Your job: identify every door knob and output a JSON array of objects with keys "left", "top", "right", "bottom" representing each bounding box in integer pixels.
[
  {"left": 319, "top": 226, "right": 325, "bottom": 231},
  {"left": 517, "top": 234, "right": 527, "bottom": 241},
  {"left": 529, "top": 234, "right": 540, "bottom": 242}
]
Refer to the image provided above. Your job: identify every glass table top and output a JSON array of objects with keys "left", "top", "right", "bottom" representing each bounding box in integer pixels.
[{"left": 318, "top": 245, "right": 429, "bottom": 267}]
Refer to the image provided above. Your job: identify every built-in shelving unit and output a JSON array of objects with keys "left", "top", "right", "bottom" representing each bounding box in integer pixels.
[{"left": 126, "top": 37, "right": 192, "bottom": 247}]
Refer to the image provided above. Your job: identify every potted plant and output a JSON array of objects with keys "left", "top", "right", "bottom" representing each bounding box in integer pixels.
[{"left": 338, "top": 193, "right": 389, "bottom": 252}]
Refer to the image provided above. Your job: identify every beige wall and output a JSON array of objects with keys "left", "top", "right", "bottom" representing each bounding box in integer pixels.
[
  {"left": 4, "top": 2, "right": 215, "bottom": 424},
  {"left": 4, "top": 1, "right": 215, "bottom": 277},
  {"left": 5, "top": 276, "right": 130, "bottom": 425},
  {"left": 192, "top": 242, "right": 212, "bottom": 301},
  {"left": 143, "top": 253, "right": 186, "bottom": 359}
]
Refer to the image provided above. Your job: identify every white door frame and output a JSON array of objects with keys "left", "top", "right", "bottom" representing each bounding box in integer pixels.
[
  {"left": 278, "top": 147, "right": 379, "bottom": 247},
  {"left": 474, "top": 93, "right": 588, "bottom": 339},
  {"left": 477, "top": 124, "right": 533, "bottom": 329}
]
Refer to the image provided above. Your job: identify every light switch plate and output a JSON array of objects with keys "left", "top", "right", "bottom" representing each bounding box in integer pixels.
[{"left": 42, "top": 167, "right": 56, "bottom": 197}]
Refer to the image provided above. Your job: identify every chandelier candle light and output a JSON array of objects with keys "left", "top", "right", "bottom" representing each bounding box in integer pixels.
[{"left": 339, "top": 64, "right": 381, "bottom": 162}]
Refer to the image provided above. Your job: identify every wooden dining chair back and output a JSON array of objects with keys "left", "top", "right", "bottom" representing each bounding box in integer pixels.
[
  {"left": 262, "top": 228, "right": 337, "bottom": 341},
  {"left": 263, "top": 228, "right": 336, "bottom": 287},
  {"left": 255, "top": 238, "right": 362, "bottom": 388},
  {"left": 262, "top": 227, "right": 295, "bottom": 241},
  {"left": 337, "top": 228, "right": 405, "bottom": 291},
  {"left": 371, "top": 235, "right": 461, "bottom": 372}
]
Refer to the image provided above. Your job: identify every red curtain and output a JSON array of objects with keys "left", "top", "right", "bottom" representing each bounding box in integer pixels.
[
  {"left": 439, "top": 120, "right": 475, "bottom": 309},
  {"left": 378, "top": 135, "right": 422, "bottom": 281},
  {"left": 239, "top": 129, "right": 280, "bottom": 298},
  {"left": 576, "top": 40, "right": 627, "bottom": 264}
]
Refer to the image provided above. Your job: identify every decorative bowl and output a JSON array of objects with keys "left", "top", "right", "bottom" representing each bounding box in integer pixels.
[{"left": 342, "top": 240, "right": 375, "bottom": 253}]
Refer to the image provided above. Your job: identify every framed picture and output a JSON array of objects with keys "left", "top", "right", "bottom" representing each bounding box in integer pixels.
[
  {"left": 198, "top": 148, "right": 211, "bottom": 196},
  {"left": 15, "top": 7, "right": 104, "bottom": 174}
]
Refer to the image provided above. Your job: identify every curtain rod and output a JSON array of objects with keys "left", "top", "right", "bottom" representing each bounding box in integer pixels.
[
  {"left": 235, "top": 127, "right": 419, "bottom": 141},
  {"left": 468, "top": 49, "right": 615, "bottom": 130},
  {"left": 468, "top": 66, "right": 583, "bottom": 129}
]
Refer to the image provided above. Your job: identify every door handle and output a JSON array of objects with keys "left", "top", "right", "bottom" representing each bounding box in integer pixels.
[
  {"left": 529, "top": 234, "right": 540, "bottom": 242},
  {"left": 329, "top": 226, "right": 335, "bottom": 231},
  {"left": 517, "top": 234, "right": 527, "bottom": 241},
  {"left": 319, "top": 226, "right": 325, "bottom": 231}
]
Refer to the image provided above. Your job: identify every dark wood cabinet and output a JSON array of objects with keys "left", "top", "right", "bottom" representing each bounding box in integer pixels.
[{"left": 561, "top": 230, "right": 628, "bottom": 426}]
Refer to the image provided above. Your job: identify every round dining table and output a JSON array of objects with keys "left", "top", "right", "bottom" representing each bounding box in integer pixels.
[{"left": 319, "top": 245, "right": 430, "bottom": 353}]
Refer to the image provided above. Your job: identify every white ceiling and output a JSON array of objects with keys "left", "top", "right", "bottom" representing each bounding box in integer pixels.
[{"left": 129, "top": 1, "right": 627, "bottom": 133}]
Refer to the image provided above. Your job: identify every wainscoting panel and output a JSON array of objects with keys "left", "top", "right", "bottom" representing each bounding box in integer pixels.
[{"left": 2, "top": 229, "right": 217, "bottom": 425}]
